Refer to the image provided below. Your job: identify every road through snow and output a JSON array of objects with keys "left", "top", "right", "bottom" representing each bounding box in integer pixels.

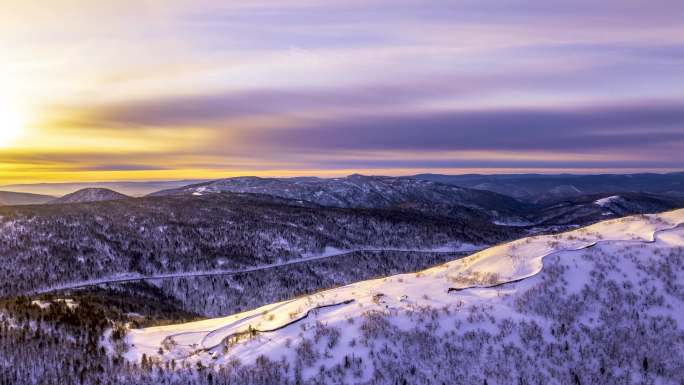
[{"left": 31, "top": 246, "right": 482, "bottom": 295}]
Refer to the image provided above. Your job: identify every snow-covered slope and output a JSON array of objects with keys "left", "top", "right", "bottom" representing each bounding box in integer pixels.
[
  {"left": 125, "top": 209, "right": 684, "bottom": 383},
  {"left": 595, "top": 195, "right": 622, "bottom": 207},
  {"left": 51, "top": 188, "right": 130, "bottom": 204}
]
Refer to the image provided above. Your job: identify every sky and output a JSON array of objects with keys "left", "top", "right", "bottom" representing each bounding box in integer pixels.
[{"left": 1, "top": 0, "right": 683, "bottom": 184}]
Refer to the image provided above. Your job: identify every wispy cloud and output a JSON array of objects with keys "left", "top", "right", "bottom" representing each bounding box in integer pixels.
[
  {"left": 1, "top": 0, "right": 683, "bottom": 183},
  {"left": 243, "top": 100, "right": 684, "bottom": 151}
]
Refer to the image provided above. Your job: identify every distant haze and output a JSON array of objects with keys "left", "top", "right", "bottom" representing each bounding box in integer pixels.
[{"left": 0, "top": 180, "right": 208, "bottom": 197}]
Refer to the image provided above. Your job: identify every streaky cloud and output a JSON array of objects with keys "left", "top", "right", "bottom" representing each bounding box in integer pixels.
[{"left": 242, "top": 100, "right": 684, "bottom": 152}]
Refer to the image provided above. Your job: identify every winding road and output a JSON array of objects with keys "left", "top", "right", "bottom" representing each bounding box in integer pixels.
[{"left": 32, "top": 246, "right": 479, "bottom": 295}]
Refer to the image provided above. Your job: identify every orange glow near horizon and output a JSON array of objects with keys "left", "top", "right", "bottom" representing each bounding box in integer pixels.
[{"left": 1, "top": 166, "right": 683, "bottom": 187}]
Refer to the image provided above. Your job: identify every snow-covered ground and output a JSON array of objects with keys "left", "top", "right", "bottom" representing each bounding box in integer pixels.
[
  {"left": 594, "top": 195, "right": 622, "bottom": 207},
  {"left": 493, "top": 219, "right": 534, "bottom": 227},
  {"left": 125, "top": 209, "right": 684, "bottom": 382}
]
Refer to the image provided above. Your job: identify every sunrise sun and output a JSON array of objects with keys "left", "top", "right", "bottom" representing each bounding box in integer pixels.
[{"left": 0, "top": 96, "right": 25, "bottom": 147}]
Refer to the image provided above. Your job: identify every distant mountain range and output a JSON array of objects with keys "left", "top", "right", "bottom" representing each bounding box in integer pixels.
[
  {"left": 150, "top": 174, "right": 531, "bottom": 224},
  {"left": 2, "top": 173, "right": 684, "bottom": 229},
  {"left": 412, "top": 172, "right": 684, "bottom": 202},
  {"left": 148, "top": 174, "right": 684, "bottom": 227},
  {"left": 5, "top": 172, "right": 683, "bottom": 203}
]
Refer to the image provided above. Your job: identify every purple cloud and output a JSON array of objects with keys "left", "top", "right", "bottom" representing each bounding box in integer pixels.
[{"left": 241, "top": 100, "right": 684, "bottom": 152}]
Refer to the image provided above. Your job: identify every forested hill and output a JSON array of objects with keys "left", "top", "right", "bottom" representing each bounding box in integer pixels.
[{"left": 0, "top": 192, "right": 517, "bottom": 297}]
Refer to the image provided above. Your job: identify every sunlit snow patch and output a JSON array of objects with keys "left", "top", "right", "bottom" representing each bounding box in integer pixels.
[{"left": 594, "top": 195, "right": 622, "bottom": 207}]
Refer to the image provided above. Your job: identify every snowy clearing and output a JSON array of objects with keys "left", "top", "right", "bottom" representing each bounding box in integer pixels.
[{"left": 31, "top": 298, "right": 78, "bottom": 310}]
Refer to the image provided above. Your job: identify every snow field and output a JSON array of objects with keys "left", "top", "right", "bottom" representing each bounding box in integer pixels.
[{"left": 125, "top": 209, "right": 684, "bottom": 381}]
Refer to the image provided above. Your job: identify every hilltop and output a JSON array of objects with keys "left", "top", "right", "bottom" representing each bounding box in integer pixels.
[
  {"left": 50, "top": 188, "right": 131, "bottom": 204},
  {"left": 126, "top": 209, "right": 684, "bottom": 384}
]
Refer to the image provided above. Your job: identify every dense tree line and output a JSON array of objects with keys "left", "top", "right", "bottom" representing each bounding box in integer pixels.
[
  {"left": 0, "top": 193, "right": 518, "bottom": 297},
  {"left": 40, "top": 249, "right": 468, "bottom": 324}
]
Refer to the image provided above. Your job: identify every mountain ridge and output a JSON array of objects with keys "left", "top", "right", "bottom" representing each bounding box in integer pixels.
[
  {"left": 412, "top": 172, "right": 684, "bottom": 202},
  {"left": 149, "top": 174, "right": 684, "bottom": 228},
  {"left": 149, "top": 174, "right": 534, "bottom": 223}
]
